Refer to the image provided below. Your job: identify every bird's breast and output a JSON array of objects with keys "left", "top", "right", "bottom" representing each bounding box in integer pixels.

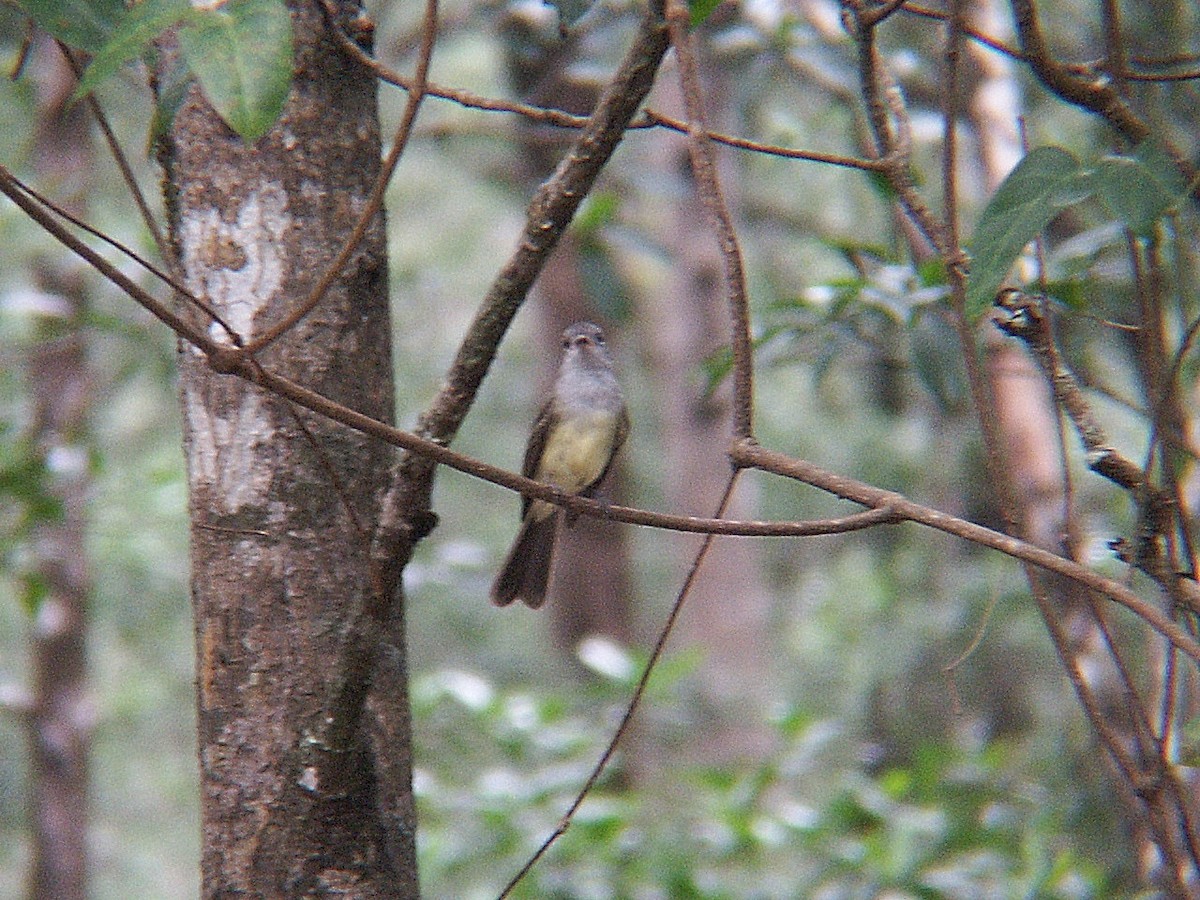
[{"left": 535, "top": 410, "right": 620, "bottom": 494}]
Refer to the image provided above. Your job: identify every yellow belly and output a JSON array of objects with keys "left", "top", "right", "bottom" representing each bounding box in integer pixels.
[{"left": 536, "top": 411, "right": 619, "bottom": 494}]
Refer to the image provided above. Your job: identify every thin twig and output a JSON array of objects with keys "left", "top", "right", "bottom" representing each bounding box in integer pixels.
[
  {"left": 57, "top": 43, "right": 171, "bottom": 264},
  {"left": 247, "top": 0, "right": 438, "bottom": 353},
  {"left": 386, "top": 0, "right": 671, "bottom": 524},
  {"left": 7, "top": 172, "right": 237, "bottom": 339},
  {"left": 859, "top": 0, "right": 911, "bottom": 29},
  {"left": 323, "top": 8, "right": 885, "bottom": 171},
  {"left": 731, "top": 440, "right": 1200, "bottom": 666},
  {"left": 641, "top": 108, "right": 887, "bottom": 171},
  {"left": 844, "top": 1, "right": 946, "bottom": 255},
  {"left": 499, "top": 473, "right": 743, "bottom": 897},
  {"left": 1009, "top": 0, "right": 1198, "bottom": 199},
  {"left": 8, "top": 159, "right": 1198, "bottom": 665},
  {"left": 0, "top": 164, "right": 221, "bottom": 356},
  {"left": 664, "top": 0, "right": 753, "bottom": 438},
  {"left": 902, "top": 3, "right": 1200, "bottom": 82}
]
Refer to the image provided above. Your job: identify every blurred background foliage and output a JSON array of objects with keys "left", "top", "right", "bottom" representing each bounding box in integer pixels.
[{"left": 3, "top": 0, "right": 1198, "bottom": 896}]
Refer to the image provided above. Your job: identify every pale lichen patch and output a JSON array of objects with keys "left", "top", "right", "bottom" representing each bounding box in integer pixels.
[
  {"left": 178, "top": 183, "right": 292, "bottom": 345},
  {"left": 182, "top": 382, "right": 276, "bottom": 513}
]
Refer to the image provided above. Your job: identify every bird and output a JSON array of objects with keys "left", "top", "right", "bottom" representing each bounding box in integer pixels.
[{"left": 490, "top": 321, "right": 629, "bottom": 608}]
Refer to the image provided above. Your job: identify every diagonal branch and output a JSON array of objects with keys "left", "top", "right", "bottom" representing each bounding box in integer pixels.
[
  {"left": 328, "top": 0, "right": 672, "bottom": 764},
  {"left": 7, "top": 160, "right": 1197, "bottom": 665},
  {"left": 1009, "top": 0, "right": 1148, "bottom": 141},
  {"left": 323, "top": 13, "right": 888, "bottom": 170},
  {"left": 381, "top": 0, "right": 671, "bottom": 532},
  {"left": 731, "top": 440, "right": 1200, "bottom": 666},
  {"left": 1009, "top": 0, "right": 1199, "bottom": 198},
  {"left": 843, "top": 0, "right": 947, "bottom": 255},
  {"left": 0, "top": 164, "right": 221, "bottom": 355}
]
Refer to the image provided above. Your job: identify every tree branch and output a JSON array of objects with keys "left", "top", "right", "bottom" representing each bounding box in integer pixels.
[
  {"left": 379, "top": 0, "right": 671, "bottom": 540},
  {"left": 732, "top": 440, "right": 1200, "bottom": 666},
  {"left": 1009, "top": 0, "right": 1198, "bottom": 197},
  {"left": 664, "top": 0, "right": 754, "bottom": 438}
]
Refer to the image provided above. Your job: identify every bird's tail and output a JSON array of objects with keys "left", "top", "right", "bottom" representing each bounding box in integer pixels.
[{"left": 490, "top": 511, "right": 560, "bottom": 608}]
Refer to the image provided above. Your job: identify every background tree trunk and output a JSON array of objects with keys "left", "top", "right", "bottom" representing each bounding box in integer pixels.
[
  {"left": 499, "top": 7, "right": 638, "bottom": 653},
  {"left": 640, "top": 40, "right": 775, "bottom": 764},
  {"left": 25, "top": 35, "right": 95, "bottom": 900},
  {"left": 158, "top": 0, "right": 416, "bottom": 894}
]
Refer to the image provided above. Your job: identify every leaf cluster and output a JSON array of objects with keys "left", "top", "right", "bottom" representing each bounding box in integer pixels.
[
  {"left": 18, "top": 0, "right": 292, "bottom": 140},
  {"left": 966, "top": 139, "right": 1193, "bottom": 317}
]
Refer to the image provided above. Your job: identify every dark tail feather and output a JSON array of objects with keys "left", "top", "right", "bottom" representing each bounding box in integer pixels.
[{"left": 490, "top": 512, "right": 559, "bottom": 608}]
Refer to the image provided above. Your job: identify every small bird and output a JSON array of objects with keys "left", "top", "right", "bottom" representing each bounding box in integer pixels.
[{"left": 491, "top": 321, "right": 629, "bottom": 608}]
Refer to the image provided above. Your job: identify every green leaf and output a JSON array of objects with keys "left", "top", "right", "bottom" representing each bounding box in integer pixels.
[
  {"left": 19, "top": 572, "right": 51, "bottom": 617},
  {"left": 148, "top": 50, "right": 192, "bottom": 146},
  {"left": 965, "top": 146, "right": 1089, "bottom": 321},
  {"left": 18, "top": 0, "right": 125, "bottom": 52},
  {"left": 701, "top": 343, "right": 734, "bottom": 396},
  {"left": 1093, "top": 139, "right": 1190, "bottom": 236},
  {"left": 916, "top": 257, "right": 947, "bottom": 288},
  {"left": 1179, "top": 717, "right": 1200, "bottom": 767},
  {"left": 74, "top": 0, "right": 192, "bottom": 101},
  {"left": 688, "top": 0, "right": 723, "bottom": 25},
  {"left": 179, "top": 0, "right": 293, "bottom": 141},
  {"left": 910, "top": 309, "right": 967, "bottom": 411},
  {"left": 574, "top": 191, "right": 620, "bottom": 234}
]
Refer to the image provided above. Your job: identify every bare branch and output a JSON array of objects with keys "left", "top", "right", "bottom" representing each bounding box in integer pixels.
[
  {"left": 664, "top": 0, "right": 754, "bottom": 438},
  {"left": 2, "top": 171, "right": 234, "bottom": 337},
  {"left": 384, "top": 0, "right": 671, "bottom": 523},
  {"left": 59, "top": 43, "right": 171, "bottom": 265},
  {"left": 732, "top": 440, "right": 1200, "bottom": 665},
  {"left": 325, "top": 6, "right": 888, "bottom": 170},
  {"left": 500, "top": 472, "right": 743, "bottom": 897},
  {"left": 905, "top": 2, "right": 1200, "bottom": 82},
  {"left": 641, "top": 108, "right": 887, "bottom": 170},
  {"left": 1009, "top": 0, "right": 1199, "bottom": 198},
  {"left": 0, "top": 164, "right": 223, "bottom": 356},
  {"left": 10, "top": 150, "right": 1196, "bottom": 668},
  {"left": 843, "top": 0, "right": 947, "bottom": 254}
]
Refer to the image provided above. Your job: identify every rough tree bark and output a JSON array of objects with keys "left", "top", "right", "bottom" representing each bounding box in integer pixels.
[{"left": 157, "top": 0, "right": 416, "bottom": 894}]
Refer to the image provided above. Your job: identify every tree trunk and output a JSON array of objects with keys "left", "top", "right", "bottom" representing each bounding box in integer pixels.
[
  {"left": 26, "top": 35, "right": 94, "bottom": 900},
  {"left": 498, "top": 10, "right": 637, "bottom": 652},
  {"left": 641, "top": 38, "right": 775, "bottom": 764},
  {"left": 158, "top": 0, "right": 416, "bottom": 894}
]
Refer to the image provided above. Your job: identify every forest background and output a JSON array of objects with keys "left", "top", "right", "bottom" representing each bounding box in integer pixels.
[{"left": 1, "top": 0, "right": 1199, "bottom": 896}]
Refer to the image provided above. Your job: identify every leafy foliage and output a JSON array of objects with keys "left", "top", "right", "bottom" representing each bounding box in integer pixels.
[
  {"left": 18, "top": 0, "right": 124, "bottom": 53},
  {"left": 0, "top": 428, "right": 66, "bottom": 615},
  {"left": 177, "top": 0, "right": 293, "bottom": 141},
  {"left": 966, "top": 141, "right": 1192, "bottom": 319},
  {"left": 72, "top": 0, "right": 190, "bottom": 101},
  {"left": 414, "top": 667, "right": 1116, "bottom": 898},
  {"left": 18, "top": 0, "right": 293, "bottom": 141}
]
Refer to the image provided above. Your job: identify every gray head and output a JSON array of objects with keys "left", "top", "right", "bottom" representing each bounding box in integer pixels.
[{"left": 559, "top": 321, "right": 613, "bottom": 369}]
